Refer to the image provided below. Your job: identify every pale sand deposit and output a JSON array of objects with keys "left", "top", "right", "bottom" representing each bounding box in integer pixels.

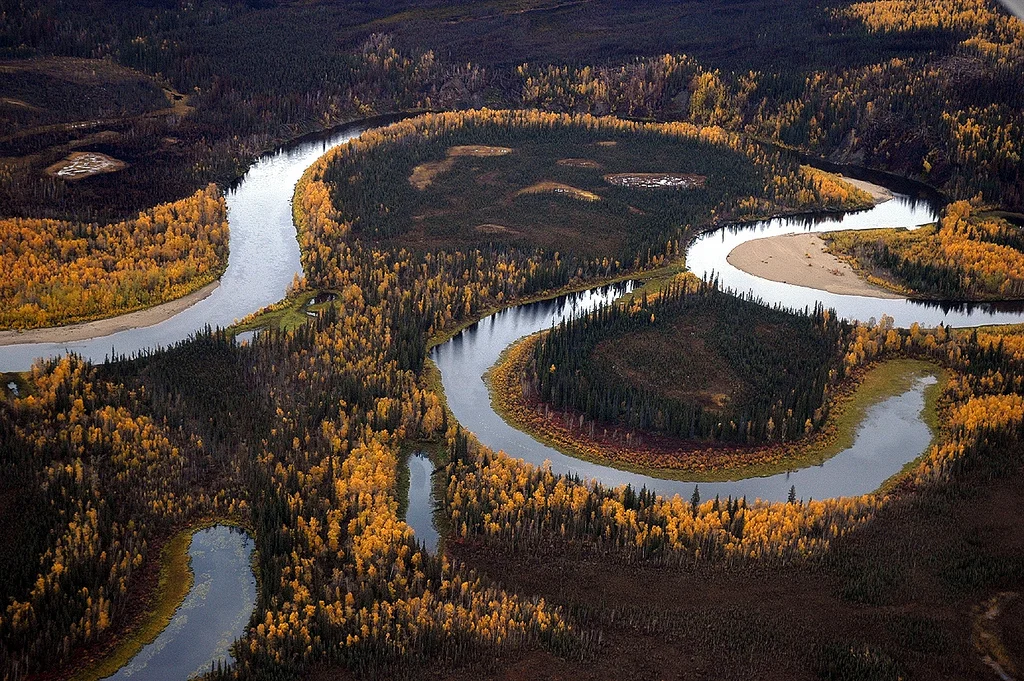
[
  {"left": 841, "top": 176, "right": 893, "bottom": 204},
  {"left": 726, "top": 233, "right": 902, "bottom": 299},
  {"left": 0, "top": 281, "right": 219, "bottom": 347}
]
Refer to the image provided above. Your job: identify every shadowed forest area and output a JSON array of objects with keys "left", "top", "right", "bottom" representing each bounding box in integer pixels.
[
  {"left": 2, "top": 0, "right": 1023, "bottom": 222},
  {"left": 1, "top": 1, "right": 1023, "bottom": 680}
]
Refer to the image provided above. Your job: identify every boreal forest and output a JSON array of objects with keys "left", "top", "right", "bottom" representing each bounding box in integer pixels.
[{"left": 1, "top": 1, "right": 1023, "bottom": 680}]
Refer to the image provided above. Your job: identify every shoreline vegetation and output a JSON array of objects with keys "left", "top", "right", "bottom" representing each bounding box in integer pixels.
[
  {"left": 1, "top": 109, "right": 879, "bottom": 352},
  {"left": 67, "top": 528, "right": 196, "bottom": 681},
  {"left": 488, "top": 324, "right": 945, "bottom": 483},
  {"left": 0, "top": 280, "right": 218, "bottom": 347},
  {"left": 821, "top": 201, "right": 1024, "bottom": 303},
  {"left": 67, "top": 519, "right": 251, "bottom": 681},
  {"left": 4, "top": 1, "right": 1024, "bottom": 676},
  {"left": 0, "top": 111, "right": 420, "bottom": 349},
  {"left": 0, "top": 184, "right": 229, "bottom": 333}
]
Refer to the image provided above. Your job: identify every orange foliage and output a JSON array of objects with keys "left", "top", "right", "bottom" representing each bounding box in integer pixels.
[{"left": 0, "top": 184, "right": 228, "bottom": 329}]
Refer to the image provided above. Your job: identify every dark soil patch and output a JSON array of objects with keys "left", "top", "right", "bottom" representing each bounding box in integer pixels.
[
  {"left": 442, "top": 457, "right": 1024, "bottom": 680},
  {"left": 592, "top": 312, "right": 746, "bottom": 409}
]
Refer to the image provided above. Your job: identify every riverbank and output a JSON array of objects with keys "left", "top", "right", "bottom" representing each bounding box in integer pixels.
[
  {"left": 726, "top": 233, "right": 902, "bottom": 299},
  {"left": 0, "top": 112, "right": 419, "bottom": 360},
  {"left": 69, "top": 520, "right": 255, "bottom": 681},
  {"left": 487, "top": 328, "right": 943, "bottom": 484},
  {"left": 840, "top": 176, "right": 893, "bottom": 204},
  {"left": 0, "top": 281, "right": 219, "bottom": 348},
  {"left": 68, "top": 528, "right": 196, "bottom": 681}
]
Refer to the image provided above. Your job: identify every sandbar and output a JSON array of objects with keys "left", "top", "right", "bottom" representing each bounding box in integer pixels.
[{"left": 726, "top": 233, "right": 901, "bottom": 299}]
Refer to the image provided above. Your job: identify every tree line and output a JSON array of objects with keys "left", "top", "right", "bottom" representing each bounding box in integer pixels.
[
  {"left": 825, "top": 200, "right": 1024, "bottom": 300},
  {"left": 0, "top": 184, "right": 228, "bottom": 329},
  {"left": 526, "top": 280, "right": 849, "bottom": 444}
]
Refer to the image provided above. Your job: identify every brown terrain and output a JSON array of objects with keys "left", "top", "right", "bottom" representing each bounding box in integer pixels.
[
  {"left": 436, "top": 459, "right": 1024, "bottom": 680},
  {"left": 727, "top": 233, "right": 903, "bottom": 298}
]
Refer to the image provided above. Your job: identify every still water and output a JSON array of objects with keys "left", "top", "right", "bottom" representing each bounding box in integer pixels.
[
  {"left": 403, "top": 452, "right": 440, "bottom": 553},
  {"left": 431, "top": 284, "right": 939, "bottom": 503},
  {"left": 105, "top": 526, "right": 256, "bottom": 680},
  {"left": 431, "top": 189, "right": 973, "bottom": 503}
]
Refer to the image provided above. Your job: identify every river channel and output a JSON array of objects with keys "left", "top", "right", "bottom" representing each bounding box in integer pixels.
[
  {"left": 5, "top": 121, "right": 1021, "bottom": 539},
  {"left": 430, "top": 189, "right": 1000, "bottom": 503},
  {"left": 0, "top": 119, "right": 387, "bottom": 372},
  {"left": 105, "top": 526, "right": 256, "bottom": 681}
]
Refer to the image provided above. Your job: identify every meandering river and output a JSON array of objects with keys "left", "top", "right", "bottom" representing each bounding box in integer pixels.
[
  {"left": 430, "top": 283, "right": 941, "bottom": 503},
  {"left": 688, "top": 195, "right": 1024, "bottom": 327},
  {"left": 430, "top": 188, "right": 1024, "bottom": 502},
  {"left": 6, "top": 122, "right": 1021, "bottom": 671},
  {"left": 0, "top": 119, "right": 386, "bottom": 372}
]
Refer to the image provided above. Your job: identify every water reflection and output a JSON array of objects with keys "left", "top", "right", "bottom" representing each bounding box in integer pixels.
[
  {"left": 404, "top": 453, "right": 440, "bottom": 553},
  {"left": 431, "top": 282, "right": 939, "bottom": 502},
  {"left": 689, "top": 194, "right": 1024, "bottom": 326},
  {"left": 105, "top": 526, "right": 256, "bottom": 680},
  {"left": 0, "top": 120, "right": 381, "bottom": 372}
]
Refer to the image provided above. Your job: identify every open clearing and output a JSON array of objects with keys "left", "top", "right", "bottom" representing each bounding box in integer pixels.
[
  {"left": 409, "top": 145, "right": 513, "bottom": 189},
  {"left": 604, "top": 172, "right": 706, "bottom": 189},
  {"left": 593, "top": 310, "right": 746, "bottom": 410},
  {"left": 475, "top": 223, "right": 519, "bottom": 234},
  {"left": 516, "top": 181, "right": 601, "bottom": 201},
  {"left": 45, "top": 151, "right": 127, "bottom": 180},
  {"left": 727, "top": 232, "right": 902, "bottom": 298}
]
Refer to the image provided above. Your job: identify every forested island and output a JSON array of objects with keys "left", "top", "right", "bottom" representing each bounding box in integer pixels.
[{"left": 1, "top": 1, "right": 1023, "bottom": 680}]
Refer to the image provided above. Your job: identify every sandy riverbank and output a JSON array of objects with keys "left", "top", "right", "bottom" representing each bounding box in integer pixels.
[
  {"left": 0, "top": 281, "right": 219, "bottom": 347},
  {"left": 726, "top": 233, "right": 902, "bottom": 299},
  {"left": 842, "top": 176, "right": 893, "bottom": 204}
]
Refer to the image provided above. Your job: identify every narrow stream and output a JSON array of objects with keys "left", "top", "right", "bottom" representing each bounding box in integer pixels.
[{"left": 105, "top": 526, "right": 256, "bottom": 680}]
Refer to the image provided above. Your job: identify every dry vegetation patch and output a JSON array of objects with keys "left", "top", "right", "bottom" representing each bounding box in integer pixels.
[
  {"left": 0, "top": 97, "right": 39, "bottom": 111},
  {"left": 409, "top": 157, "right": 455, "bottom": 190},
  {"left": 556, "top": 157, "right": 601, "bottom": 168},
  {"left": 516, "top": 181, "right": 601, "bottom": 201},
  {"left": 45, "top": 151, "right": 127, "bottom": 180},
  {"left": 409, "top": 144, "right": 513, "bottom": 189},
  {"left": 475, "top": 223, "right": 518, "bottom": 234},
  {"left": 604, "top": 172, "right": 706, "bottom": 189},
  {"left": 448, "top": 145, "right": 513, "bottom": 157}
]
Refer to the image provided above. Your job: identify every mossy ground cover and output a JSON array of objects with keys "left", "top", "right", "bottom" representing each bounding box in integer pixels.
[
  {"left": 323, "top": 118, "right": 770, "bottom": 261},
  {"left": 589, "top": 307, "right": 788, "bottom": 411},
  {"left": 69, "top": 528, "right": 196, "bottom": 681}
]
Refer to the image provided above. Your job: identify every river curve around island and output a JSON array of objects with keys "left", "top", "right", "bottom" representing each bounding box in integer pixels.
[{"left": 430, "top": 186, "right": 1022, "bottom": 503}]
